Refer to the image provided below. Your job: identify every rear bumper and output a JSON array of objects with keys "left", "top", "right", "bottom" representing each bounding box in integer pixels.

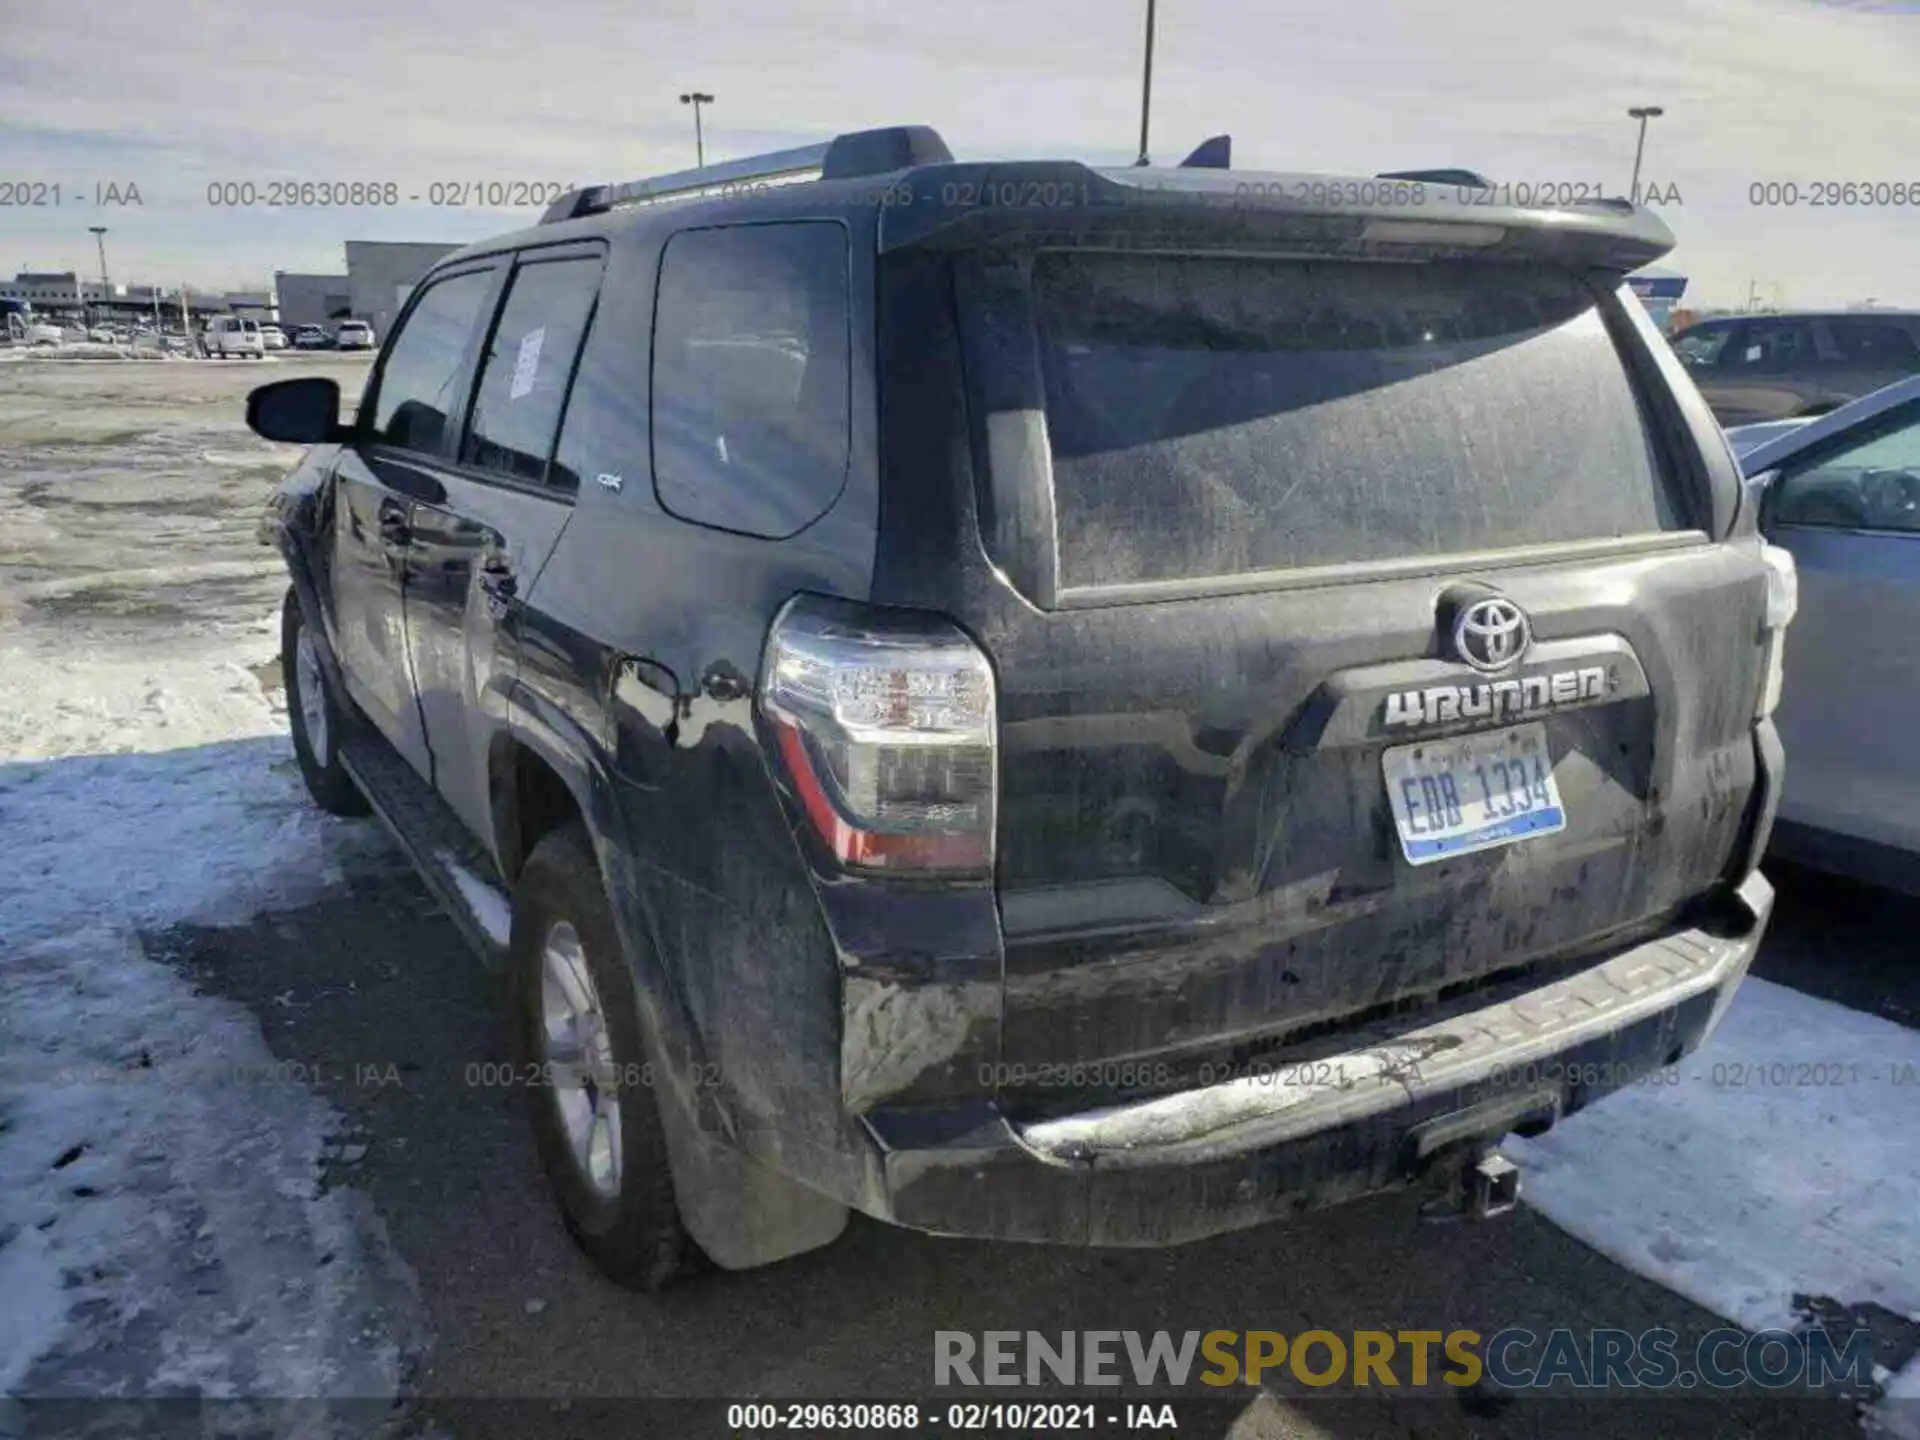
[{"left": 860, "top": 870, "right": 1772, "bottom": 1246}]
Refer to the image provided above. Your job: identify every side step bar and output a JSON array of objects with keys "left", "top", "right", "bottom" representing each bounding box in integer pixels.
[{"left": 339, "top": 728, "right": 513, "bottom": 970}]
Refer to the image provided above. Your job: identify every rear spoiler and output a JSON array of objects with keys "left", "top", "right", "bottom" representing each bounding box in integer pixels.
[{"left": 878, "top": 162, "right": 1673, "bottom": 272}]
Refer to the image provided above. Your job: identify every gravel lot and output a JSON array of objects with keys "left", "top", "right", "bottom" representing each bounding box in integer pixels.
[{"left": 3, "top": 356, "right": 1912, "bottom": 1439}]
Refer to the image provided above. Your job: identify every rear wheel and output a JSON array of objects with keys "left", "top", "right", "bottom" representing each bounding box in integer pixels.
[
  {"left": 511, "top": 823, "right": 701, "bottom": 1291},
  {"left": 281, "top": 590, "right": 368, "bottom": 817}
]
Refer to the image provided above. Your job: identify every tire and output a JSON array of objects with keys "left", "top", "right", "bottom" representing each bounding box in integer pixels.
[
  {"left": 281, "top": 589, "right": 369, "bottom": 817},
  {"left": 511, "top": 823, "right": 700, "bottom": 1291}
]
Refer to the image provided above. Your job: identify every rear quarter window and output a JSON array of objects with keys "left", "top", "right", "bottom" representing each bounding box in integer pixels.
[
  {"left": 650, "top": 222, "right": 851, "bottom": 539},
  {"left": 1029, "top": 252, "right": 1690, "bottom": 588}
]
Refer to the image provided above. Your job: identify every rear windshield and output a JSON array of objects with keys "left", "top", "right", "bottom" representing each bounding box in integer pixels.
[{"left": 1031, "top": 252, "right": 1687, "bottom": 588}]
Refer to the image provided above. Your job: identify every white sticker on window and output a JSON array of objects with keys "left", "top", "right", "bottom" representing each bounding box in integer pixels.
[{"left": 509, "top": 327, "right": 545, "bottom": 399}]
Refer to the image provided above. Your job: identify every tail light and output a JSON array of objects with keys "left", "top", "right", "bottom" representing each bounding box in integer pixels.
[
  {"left": 1757, "top": 543, "right": 1798, "bottom": 719},
  {"left": 759, "top": 597, "right": 997, "bottom": 876}
]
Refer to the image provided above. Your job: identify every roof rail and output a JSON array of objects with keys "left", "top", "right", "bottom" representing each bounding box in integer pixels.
[
  {"left": 539, "top": 124, "right": 953, "bottom": 224},
  {"left": 1377, "top": 168, "right": 1493, "bottom": 189}
]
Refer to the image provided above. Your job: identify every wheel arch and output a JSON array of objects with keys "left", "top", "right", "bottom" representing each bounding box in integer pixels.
[{"left": 485, "top": 703, "right": 736, "bottom": 1140}]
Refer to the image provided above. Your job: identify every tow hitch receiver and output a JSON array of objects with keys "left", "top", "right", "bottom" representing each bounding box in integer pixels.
[
  {"left": 1409, "top": 1088, "right": 1552, "bottom": 1224},
  {"left": 1469, "top": 1151, "right": 1521, "bottom": 1219},
  {"left": 1418, "top": 1146, "right": 1524, "bottom": 1224}
]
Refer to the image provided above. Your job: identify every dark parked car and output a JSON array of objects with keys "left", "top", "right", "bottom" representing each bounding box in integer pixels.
[
  {"left": 249, "top": 124, "right": 1792, "bottom": 1289},
  {"left": 1671, "top": 310, "right": 1920, "bottom": 425}
]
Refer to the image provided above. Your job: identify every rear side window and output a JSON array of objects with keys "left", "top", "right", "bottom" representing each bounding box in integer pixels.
[
  {"left": 463, "top": 254, "right": 602, "bottom": 488},
  {"left": 1827, "top": 317, "right": 1920, "bottom": 366},
  {"left": 1719, "top": 318, "right": 1814, "bottom": 373},
  {"left": 369, "top": 268, "right": 494, "bottom": 453},
  {"left": 651, "top": 223, "right": 851, "bottom": 538},
  {"left": 1029, "top": 252, "right": 1687, "bottom": 588}
]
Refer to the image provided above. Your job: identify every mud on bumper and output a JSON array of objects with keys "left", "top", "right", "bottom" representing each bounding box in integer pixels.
[{"left": 860, "top": 871, "right": 1772, "bottom": 1246}]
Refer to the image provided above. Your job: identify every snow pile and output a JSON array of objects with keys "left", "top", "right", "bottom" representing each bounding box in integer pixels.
[
  {"left": 1, "top": 926, "right": 416, "bottom": 1399},
  {"left": 0, "top": 628, "right": 419, "bottom": 1408},
  {"left": 1507, "top": 976, "right": 1920, "bottom": 1415},
  {"left": 1871, "top": 1364, "right": 1920, "bottom": 1440},
  {"left": 0, "top": 646, "right": 391, "bottom": 944}
]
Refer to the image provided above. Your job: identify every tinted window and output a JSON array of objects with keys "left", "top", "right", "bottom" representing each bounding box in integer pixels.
[
  {"left": 1672, "top": 324, "right": 1733, "bottom": 365},
  {"left": 462, "top": 255, "right": 602, "bottom": 487},
  {"left": 651, "top": 223, "right": 850, "bottom": 538},
  {"left": 1027, "top": 252, "right": 1686, "bottom": 588},
  {"left": 1827, "top": 318, "right": 1920, "bottom": 366},
  {"left": 369, "top": 269, "right": 493, "bottom": 452},
  {"left": 1718, "top": 319, "right": 1814, "bottom": 373},
  {"left": 1773, "top": 409, "right": 1920, "bottom": 534}
]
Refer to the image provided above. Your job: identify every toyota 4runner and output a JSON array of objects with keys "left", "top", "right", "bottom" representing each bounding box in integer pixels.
[{"left": 249, "top": 124, "right": 1796, "bottom": 1289}]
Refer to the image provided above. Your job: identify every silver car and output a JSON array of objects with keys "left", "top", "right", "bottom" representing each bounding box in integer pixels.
[{"left": 1733, "top": 375, "right": 1920, "bottom": 892}]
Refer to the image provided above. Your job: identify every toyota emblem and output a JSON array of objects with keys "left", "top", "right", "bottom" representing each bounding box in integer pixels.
[{"left": 1452, "top": 597, "right": 1531, "bottom": 672}]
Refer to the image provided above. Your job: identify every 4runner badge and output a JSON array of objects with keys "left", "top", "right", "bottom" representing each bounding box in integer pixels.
[{"left": 1383, "top": 666, "right": 1609, "bottom": 730}]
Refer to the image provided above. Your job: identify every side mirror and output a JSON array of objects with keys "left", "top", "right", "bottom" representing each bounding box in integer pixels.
[{"left": 246, "top": 377, "right": 344, "bottom": 444}]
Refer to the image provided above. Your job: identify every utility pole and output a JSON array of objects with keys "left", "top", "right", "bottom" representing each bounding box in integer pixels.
[
  {"left": 89, "top": 226, "right": 110, "bottom": 321},
  {"left": 1627, "top": 105, "right": 1664, "bottom": 200},
  {"left": 680, "top": 92, "right": 714, "bottom": 167},
  {"left": 1135, "top": 0, "right": 1157, "bottom": 167}
]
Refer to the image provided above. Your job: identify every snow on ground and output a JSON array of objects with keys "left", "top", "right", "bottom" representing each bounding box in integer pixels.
[
  {"left": 1, "top": 358, "right": 419, "bottom": 1416},
  {"left": 440, "top": 853, "right": 513, "bottom": 949},
  {"left": 1506, "top": 976, "right": 1920, "bottom": 1414},
  {"left": 0, "top": 630, "right": 420, "bottom": 1409},
  {"left": 1873, "top": 1362, "right": 1920, "bottom": 1440}
]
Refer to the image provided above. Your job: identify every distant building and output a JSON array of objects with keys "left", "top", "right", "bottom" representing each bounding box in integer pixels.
[
  {"left": 275, "top": 271, "right": 353, "bottom": 330},
  {"left": 344, "top": 241, "right": 462, "bottom": 339},
  {"left": 3, "top": 272, "right": 85, "bottom": 307}
]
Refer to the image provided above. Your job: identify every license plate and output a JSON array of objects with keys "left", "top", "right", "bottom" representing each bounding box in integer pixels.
[{"left": 1383, "top": 722, "right": 1566, "bottom": 865}]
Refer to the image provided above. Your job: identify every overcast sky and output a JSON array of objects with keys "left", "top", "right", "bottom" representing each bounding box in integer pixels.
[{"left": 2, "top": 0, "right": 1916, "bottom": 308}]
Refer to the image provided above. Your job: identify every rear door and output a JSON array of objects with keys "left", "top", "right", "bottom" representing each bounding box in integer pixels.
[
  {"left": 915, "top": 246, "right": 1766, "bottom": 1087},
  {"left": 1703, "top": 317, "right": 1820, "bottom": 423},
  {"left": 404, "top": 243, "right": 603, "bottom": 842},
  {"left": 331, "top": 262, "right": 500, "bottom": 778},
  {"left": 1822, "top": 316, "right": 1920, "bottom": 403},
  {"left": 1764, "top": 399, "right": 1920, "bottom": 853}
]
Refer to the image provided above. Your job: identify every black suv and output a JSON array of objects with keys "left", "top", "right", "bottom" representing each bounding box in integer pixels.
[
  {"left": 250, "top": 125, "right": 1792, "bottom": 1288},
  {"left": 1671, "top": 310, "right": 1920, "bottom": 425}
]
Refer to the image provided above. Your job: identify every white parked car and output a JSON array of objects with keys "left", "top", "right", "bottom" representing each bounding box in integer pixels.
[
  {"left": 5, "top": 314, "right": 64, "bottom": 346},
  {"left": 333, "top": 320, "right": 375, "bottom": 351},
  {"left": 259, "top": 323, "right": 289, "bottom": 350},
  {"left": 202, "top": 315, "right": 266, "bottom": 359}
]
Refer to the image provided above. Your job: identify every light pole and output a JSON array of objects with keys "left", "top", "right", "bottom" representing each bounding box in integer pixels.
[
  {"left": 89, "top": 225, "right": 109, "bottom": 325},
  {"left": 680, "top": 92, "right": 714, "bottom": 168},
  {"left": 1134, "top": 0, "right": 1157, "bottom": 167},
  {"left": 1627, "top": 105, "right": 1664, "bottom": 200}
]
